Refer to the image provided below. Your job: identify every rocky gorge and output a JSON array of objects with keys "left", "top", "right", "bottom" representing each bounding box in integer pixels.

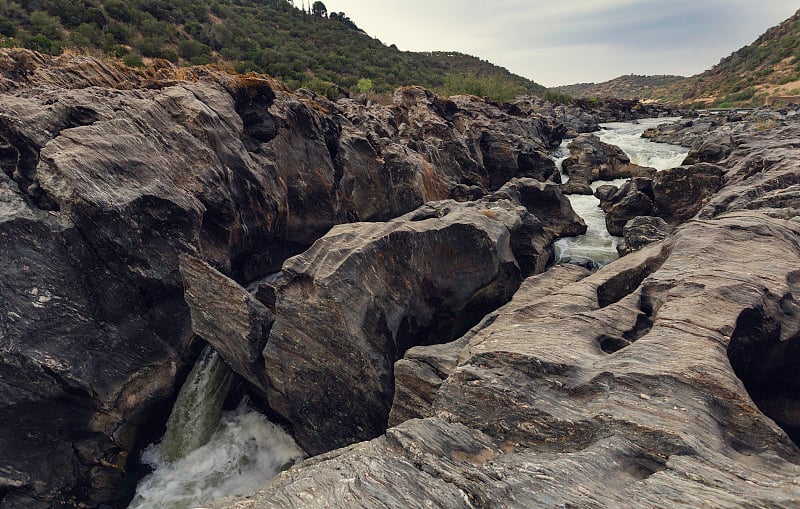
[{"left": 1, "top": 48, "right": 799, "bottom": 508}]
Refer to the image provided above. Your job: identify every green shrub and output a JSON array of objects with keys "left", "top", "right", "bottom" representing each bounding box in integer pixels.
[
  {"left": 25, "top": 34, "right": 62, "bottom": 54},
  {"left": 123, "top": 51, "right": 144, "bottom": 67},
  {"left": 0, "top": 17, "right": 16, "bottom": 37},
  {"left": 355, "top": 77, "right": 373, "bottom": 93}
]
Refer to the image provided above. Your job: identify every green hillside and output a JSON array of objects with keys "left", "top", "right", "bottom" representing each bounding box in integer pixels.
[
  {"left": 554, "top": 75, "right": 684, "bottom": 100},
  {"left": 0, "top": 0, "right": 547, "bottom": 100},
  {"left": 667, "top": 8, "right": 800, "bottom": 107},
  {"left": 554, "top": 9, "right": 800, "bottom": 108}
]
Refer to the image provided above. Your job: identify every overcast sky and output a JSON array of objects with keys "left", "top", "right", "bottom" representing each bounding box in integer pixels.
[{"left": 322, "top": 1, "right": 799, "bottom": 87}]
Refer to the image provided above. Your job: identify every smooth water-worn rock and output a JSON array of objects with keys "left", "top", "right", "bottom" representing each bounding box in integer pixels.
[
  {"left": 598, "top": 163, "right": 724, "bottom": 234},
  {"left": 561, "top": 133, "right": 656, "bottom": 194},
  {"left": 617, "top": 216, "right": 671, "bottom": 255},
  {"left": 216, "top": 110, "right": 800, "bottom": 509},
  {"left": 0, "top": 49, "right": 571, "bottom": 506}
]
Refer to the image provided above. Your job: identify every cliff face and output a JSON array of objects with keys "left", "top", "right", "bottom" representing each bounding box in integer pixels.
[{"left": 0, "top": 49, "right": 570, "bottom": 507}]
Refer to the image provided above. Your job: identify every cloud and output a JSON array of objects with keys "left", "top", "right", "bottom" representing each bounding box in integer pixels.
[{"left": 326, "top": 0, "right": 799, "bottom": 86}]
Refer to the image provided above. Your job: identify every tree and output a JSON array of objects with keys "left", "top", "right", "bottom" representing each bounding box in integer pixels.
[
  {"left": 311, "top": 1, "right": 327, "bottom": 17},
  {"left": 356, "top": 77, "right": 373, "bottom": 93}
]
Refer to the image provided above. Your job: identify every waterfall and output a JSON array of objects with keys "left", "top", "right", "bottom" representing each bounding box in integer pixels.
[
  {"left": 554, "top": 118, "right": 689, "bottom": 267},
  {"left": 129, "top": 346, "right": 304, "bottom": 509},
  {"left": 161, "top": 346, "right": 235, "bottom": 462}
]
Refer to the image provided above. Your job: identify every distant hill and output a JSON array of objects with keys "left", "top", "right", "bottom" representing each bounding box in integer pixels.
[
  {"left": 554, "top": 75, "right": 684, "bottom": 100},
  {"left": 555, "top": 9, "right": 800, "bottom": 108},
  {"left": 662, "top": 8, "right": 800, "bottom": 107},
  {"left": 0, "top": 0, "right": 548, "bottom": 101}
]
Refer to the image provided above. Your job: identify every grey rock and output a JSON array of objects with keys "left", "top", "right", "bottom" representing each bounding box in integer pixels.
[
  {"left": 617, "top": 216, "right": 671, "bottom": 255},
  {"left": 561, "top": 133, "right": 655, "bottom": 193},
  {"left": 219, "top": 211, "right": 800, "bottom": 509},
  {"left": 0, "top": 50, "right": 575, "bottom": 505}
]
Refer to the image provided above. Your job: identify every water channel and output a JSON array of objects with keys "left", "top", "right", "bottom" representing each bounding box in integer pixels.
[{"left": 554, "top": 118, "right": 689, "bottom": 267}]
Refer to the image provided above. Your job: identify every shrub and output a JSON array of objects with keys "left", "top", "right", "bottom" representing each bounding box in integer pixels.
[
  {"left": 356, "top": 77, "right": 373, "bottom": 93},
  {"left": 25, "top": 34, "right": 62, "bottom": 55}
]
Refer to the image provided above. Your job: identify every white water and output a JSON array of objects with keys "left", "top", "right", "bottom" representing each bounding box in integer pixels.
[
  {"left": 554, "top": 118, "right": 689, "bottom": 267},
  {"left": 596, "top": 118, "right": 688, "bottom": 171},
  {"left": 129, "top": 348, "right": 304, "bottom": 509}
]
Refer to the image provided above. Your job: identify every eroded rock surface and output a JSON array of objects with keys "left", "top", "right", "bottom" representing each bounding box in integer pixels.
[
  {"left": 216, "top": 113, "right": 800, "bottom": 508},
  {"left": 0, "top": 49, "right": 573, "bottom": 507},
  {"left": 561, "top": 133, "right": 656, "bottom": 194},
  {"left": 182, "top": 178, "right": 585, "bottom": 455},
  {"left": 598, "top": 163, "right": 724, "bottom": 235}
]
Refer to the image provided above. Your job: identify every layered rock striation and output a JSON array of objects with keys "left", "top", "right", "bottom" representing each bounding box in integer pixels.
[
  {"left": 216, "top": 107, "right": 800, "bottom": 508},
  {"left": 0, "top": 49, "right": 578, "bottom": 507}
]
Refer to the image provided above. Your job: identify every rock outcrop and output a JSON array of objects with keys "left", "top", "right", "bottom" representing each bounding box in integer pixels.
[
  {"left": 597, "top": 163, "right": 724, "bottom": 235},
  {"left": 216, "top": 108, "right": 800, "bottom": 509},
  {"left": 181, "top": 178, "right": 585, "bottom": 456},
  {"left": 0, "top": 49, "right": 573, "bottom": 507},
  {"left": 616, "top": 215, "right": 671, "bottom": 255},
  {"left": 561, "top": 133, "right": 656, "bottom": 194}
]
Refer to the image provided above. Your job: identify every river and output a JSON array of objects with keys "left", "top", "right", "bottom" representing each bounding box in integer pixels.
[
  {"left": 128, "top": 346, "right": 304, "bottom": 509},
  {"left": 554, "top": 118, "right": 688, "bottom": 267}
]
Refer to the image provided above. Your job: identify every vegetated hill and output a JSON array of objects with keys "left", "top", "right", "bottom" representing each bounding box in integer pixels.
[
  {"left": 0, "top": 0, "right": 548, "bottom": 101},
  {"left": 555, "top": 9, "right": 800, "bottom": 108},
  {"left": 640, "top": 8, "right": 800, "bottom": 108},
  {"left": 665, "top": 8, "right": 800, "bottom": 107},
  {"left": 554, "top": 75, "right": 684, "bottom": 100}
]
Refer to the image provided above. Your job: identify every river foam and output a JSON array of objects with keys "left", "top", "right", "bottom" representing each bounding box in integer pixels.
[
  {"left": 128, "top": 348, "right": 304, "bottom": 509},
  {"left": 554, "top": 118, "right": 688, "bottom": 267}
]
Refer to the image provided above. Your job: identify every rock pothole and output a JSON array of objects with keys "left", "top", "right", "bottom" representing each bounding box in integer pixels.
[{"left": 727, "top": 305, "right": 800, "bottom": 447}]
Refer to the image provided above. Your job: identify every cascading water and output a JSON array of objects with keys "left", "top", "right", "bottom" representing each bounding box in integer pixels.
[
  {"left": 128, "top": 346, "right": 304, "bottom": 509},
  {"left": 554, "top": 118, "right": 689, "bottom": 267}
]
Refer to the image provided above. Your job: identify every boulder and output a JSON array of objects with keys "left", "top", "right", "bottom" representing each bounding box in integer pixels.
[
  {"left": 597, "top": 178, "right": 656, "bottom": 236},
  {"left": 561, "top": 133, "right": 655, "bottom": 193},
  {"left": 259, "top": 178, "right": 589, "bottom": 455},
  {"left": 683, "top": 131, "right": 734, "bottom": 164},
  {"left": 597, "top": 163, "right": 724, "bottom": 233},
  {"left": 617, "top": 216, "right": 671, "bottom": 255},
  {"left": 178, "top": 255, "right": 274, "bottom": 394},
  {"left": 652, "top": 163, "right": 724, "bottom": 222}
]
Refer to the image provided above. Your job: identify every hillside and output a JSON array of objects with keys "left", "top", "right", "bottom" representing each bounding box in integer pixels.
[
  {"left": 0, "top": 0, "right": 547, "bottom": 100},
  {"left": 555, "top": 9, "right": 800, "bottom": 108},
  {"left": 666, "top": 8, "right": 800, "bottom": 107},
  {"left": 554, "top": 75, "right": 684, "bottom": 100}
]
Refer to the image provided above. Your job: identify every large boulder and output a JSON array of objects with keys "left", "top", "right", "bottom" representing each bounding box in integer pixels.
[
  {"left": 561, "top": 133, "right": 656, "bottom": 193},
  {"left": 597, "top": 177, "right": 656, "bottom": 236},
  {"left": 598, "top": 163, "right": 725, "bottom": 235},
  {"left": 260, "top": 179, "right": 582, "bottom": 454},
  {"left": 652, "top": 162, "right": 724, "bottom": 222},
  {"left": 179, "top": 177, "right": 584, "bottom": 456}
]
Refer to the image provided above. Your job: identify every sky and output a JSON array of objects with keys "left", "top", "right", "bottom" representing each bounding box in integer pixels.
[{"left": 321, "top": 1, "right": 799, "bottom": 87}]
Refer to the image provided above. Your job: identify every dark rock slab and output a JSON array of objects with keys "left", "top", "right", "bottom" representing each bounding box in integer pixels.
[{"left": 262, "top": 202, "right": 526, "bottom": 455}]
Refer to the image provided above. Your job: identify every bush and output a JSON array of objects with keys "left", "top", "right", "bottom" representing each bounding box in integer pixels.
[
  {"left": 0, "top": 18, "right": 16, "bottom": 37},
  {"left": 123, "top": 51, "right": 144, "bottom": 67},
  {"left": 356, "top": 77, "right": 373, "bottom": 93},
  {"left": 25, "top": 34, "right": 62, "bottom": 55},
  {"left": 29, "top": 10, "right": 63, "bottom": 40},
  {"left": 177, "top": 39, "right": 211, "bottom": 60}
]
